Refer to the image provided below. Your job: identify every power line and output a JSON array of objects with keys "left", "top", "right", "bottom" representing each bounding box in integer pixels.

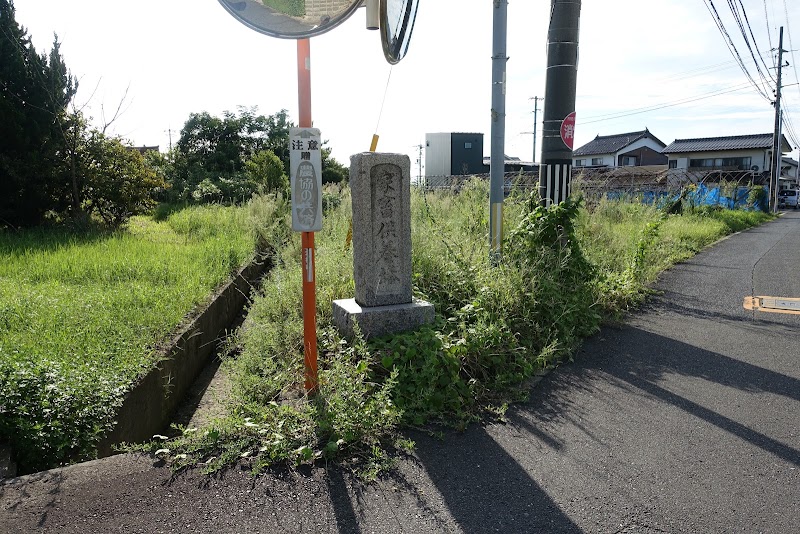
[
  {"left": 725, "top": 0, "right": 773, "bottom": 88},
  {"left": 657, "top": 60, "right": 738, "bottom": 83},
  {"left": 580, "top": 82, "right": 754, "bottom": 125},
  {"left": 702, "top": 0, "right": 772, "bottom": 101},
  {"left": 731, "top": 0, "right": 776, "bottom": 84},
  {"left": 782, "top": 0, "right": 800, "bottom": 102},
  {"left": 763, "top": 0, "right": 774, "bottom": 54},
  {"left": 573, "top": 58, "right": 753, "bottom": 104},
  {"left": 780, "top": 102, "right": 800, "bottom": 147},
  {"left": 651, "top": 51, "right": 775, "bottom": 85}
]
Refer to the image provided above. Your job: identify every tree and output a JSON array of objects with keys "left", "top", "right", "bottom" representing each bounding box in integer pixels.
[
  {"left": 79, "top": 132, "right": 167, "bottom": 226},
  {"left": 321, "top": 145, "right": 348, "bottom": 184},
  {"left": 0, "top": 0, "right": 77, "bottom": 227},
  {"left": 170, "top": 108, "right": 293, "bottom": 202},
  {"left": 245, "top": 149, "right": 288, "bottom": 194},
  {"left": 0, "top": 2, "right": 168, "bottom": 229},
  {"left": 165, "top": 107, "right": 349, "bottom": 203},
  {"left": 176, "top": 111, "right": 245, "bottom": 175}
]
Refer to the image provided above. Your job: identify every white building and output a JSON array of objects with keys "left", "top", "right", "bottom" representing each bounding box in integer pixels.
[
  {"left": 573, "top": 129, "right": 668, "bottom": 168},
  {"left": 781, "top": 157, "right": 799, "bottom": 188},
  {"left": 662, "top": 133, "right": 792, "bottom": 179}
]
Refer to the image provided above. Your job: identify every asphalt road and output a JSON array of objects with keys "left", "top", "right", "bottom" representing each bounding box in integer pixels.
[{"left": 2, "top": 212, "right": 798, "bottom": 533}]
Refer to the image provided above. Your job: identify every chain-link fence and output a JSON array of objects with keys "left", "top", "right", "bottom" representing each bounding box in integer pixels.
[
  {"left": 418, "top": 166, "right": 768, "bottom": 210},
  {"left": 417, "top": 172, "right": 538, "bottom": 193},
  {"left": 573, "top": 167, "right": 766, "bottom": 209}
]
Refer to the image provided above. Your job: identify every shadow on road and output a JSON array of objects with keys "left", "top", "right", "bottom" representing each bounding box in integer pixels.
[
  {"left": 0, "top": 470, "right": 65, "bottom": 528},
  {"left": 644, "top": 293, "right": 799, "bottom": 334},
  {"left": 607, "top": 326, "right": 800, "bottom": 404},
  {"left": 411, "top": 426, "right": 582, "bottom": 533},
  {"left": 326, "top": 467, "right": 363, "bottom": 534},
  {"left": 578, "top": 325, "right": 800, "bottom": 467}
]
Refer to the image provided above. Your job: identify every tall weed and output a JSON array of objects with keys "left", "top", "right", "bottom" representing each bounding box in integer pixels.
[
  {"left": 139, "top": 185, "right": 773, "bottom": 477},
  {"left": 0, "top": 195, "right": 287, "bottom": 473}
]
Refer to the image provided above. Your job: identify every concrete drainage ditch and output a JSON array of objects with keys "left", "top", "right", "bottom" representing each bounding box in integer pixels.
[{"left": 3, "top": 252, "right": 271, "bottom": 479}]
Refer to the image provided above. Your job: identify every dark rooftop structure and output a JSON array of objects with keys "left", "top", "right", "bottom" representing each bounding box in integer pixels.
[
  {"left": 662, "top": 133, "right": 792, "bottom": 154},
  {"left": 129, "top": 145, "right": 160, "bottom": 155},
  {"left": 573, "top": 129, "right": 665, "bottom": 157}
]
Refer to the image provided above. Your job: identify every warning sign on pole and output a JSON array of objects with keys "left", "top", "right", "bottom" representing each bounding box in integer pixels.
[
  {"left": 560, "top": 112, "right": 576, "bottom": 150},
  {"left": 290, "top": 127, "right": 323, "bottom": 232}
]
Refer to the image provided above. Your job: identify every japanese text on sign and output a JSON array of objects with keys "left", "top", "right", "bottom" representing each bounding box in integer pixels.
[
  {"left": 560, "top": 112, "right": 576, "bottom": 150},
  {"left": 289, "top": 128, "right": 323, "bottom": 232}
]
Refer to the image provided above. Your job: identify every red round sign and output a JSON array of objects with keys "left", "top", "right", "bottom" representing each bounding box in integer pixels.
[{"left": 560, "top": 112, "right": 576, "bottom": 150}]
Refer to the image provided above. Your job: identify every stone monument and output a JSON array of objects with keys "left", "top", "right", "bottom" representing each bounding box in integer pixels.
[{"left": 333, "top": 153, "right": 434, "bottom": 338}]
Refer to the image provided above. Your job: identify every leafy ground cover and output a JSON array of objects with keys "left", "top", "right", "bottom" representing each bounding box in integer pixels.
[
  {"left": 0, "top": 196, "right": 288, "bottom": 473},
  {"left": 261, "top": 0, "right": 305, "bottom": 17},
  {"left": 148, "top": 182, "right": 773, "bottom": 478}
]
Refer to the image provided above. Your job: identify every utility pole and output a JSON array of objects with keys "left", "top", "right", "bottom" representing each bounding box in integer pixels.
[
  {"left": 771, "top": 27, "right": 786, "bottom": 213},
  {"left": 539, "top": 0, "right": 581, "bottom": 206},
  {"left": 413, "top": 143, "right": 423, "bottom": 187},
  {"left": 489, "top": 0, "right": 508, "bottom": 260},
  {"left": 164, "top": 128, "right": 175, "bottom": 151},
  {"left": 521, "top": 96, "right": 543, "bottom": 163},
  {"left": 530, "top": 96, "right": 542, "bottom": 164}
]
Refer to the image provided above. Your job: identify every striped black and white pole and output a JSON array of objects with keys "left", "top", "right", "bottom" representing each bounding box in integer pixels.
[
  {"left": 539, "top": 162, "right": 572, "bottom": 207},
  {"left": 539, "top": 0, "right": 581, "bottom": 207}
]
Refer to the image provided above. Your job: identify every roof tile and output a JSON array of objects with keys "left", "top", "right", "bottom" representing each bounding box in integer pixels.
[
  {"left": 573, "top": 129, "right": 665, "bottom": 157},
  {"left": 662, "top": 133, "right": 791, "bottom": 153}
]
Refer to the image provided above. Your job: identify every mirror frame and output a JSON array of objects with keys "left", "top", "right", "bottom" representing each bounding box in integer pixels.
[
  {"left": 217, "top": 0, "right": 363, "bottom": 39},
  {"left": 380, "top": 0, "right": 419, "bottom": 64}
]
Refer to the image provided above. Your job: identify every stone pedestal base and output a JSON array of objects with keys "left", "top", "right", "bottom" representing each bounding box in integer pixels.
[{"left": 333, "top": 298, "right": 435, "bottom": 339}]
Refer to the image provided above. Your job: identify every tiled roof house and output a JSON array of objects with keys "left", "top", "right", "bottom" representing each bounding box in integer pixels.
[
  {"left": 662, "top": 133, "right": 792, "bottom": 174},
  {"left": 573, "top": 129, "right": 668, "bottom": 168},
  {"left": 780, "top": 156, "right": 799, "bottom": 187}
]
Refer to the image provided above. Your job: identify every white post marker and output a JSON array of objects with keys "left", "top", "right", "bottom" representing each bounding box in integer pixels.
[{"left": 290, "top": 127, "right": 323, "bottom": 232}]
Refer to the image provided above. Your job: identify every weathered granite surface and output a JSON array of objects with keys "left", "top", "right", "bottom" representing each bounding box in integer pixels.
[
  {"left": 349, "top": 153, "right": 412, "bottom": 307},
  {"left": 332, "top": 298, "right": 435, "bottom": 339},
  {"left": 334, "top": 152, "right": 434, "bottom": 339}
]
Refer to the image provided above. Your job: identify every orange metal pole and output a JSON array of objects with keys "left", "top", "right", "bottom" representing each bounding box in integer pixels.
[
  {"left": 297, "top": 38, "right": 318, "bottom": 393},
  {"left": 301, "top": 231, "right": 317, "bottom": 393},
  {"left": 297, "top": 39, "right": 312, "bottom": 128}
]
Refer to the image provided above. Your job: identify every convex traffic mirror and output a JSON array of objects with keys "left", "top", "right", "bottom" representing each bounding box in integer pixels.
[
  {"left": 218, "top": 0, "right": 420, "bottom": 64},
  {"left": 381, "top": 0, "right": 419, "bottom": 64},
  {"left": 218, "top": 0, "right": 363, "bottom": 39}
]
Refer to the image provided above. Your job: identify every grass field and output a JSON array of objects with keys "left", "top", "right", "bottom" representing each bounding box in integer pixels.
[
  {"left": 2, "top": 184, "right": 771, "bottom": 476},
  {"left": 0, "top": 198, "right": 288, "bottom": 473},
  {"left": 145, "top": 183, "right": 773, "bottom": 477}
]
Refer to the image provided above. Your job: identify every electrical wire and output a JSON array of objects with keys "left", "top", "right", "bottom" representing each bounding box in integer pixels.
[
  {"left": 763, "top": 0, "right": 774, "bottom": 54},
  {"left": 780, "top": 102, "right": 800, "bottom": 147},
  {"left": 733, "top": 0, "right": 776, "bottom": 84},
  {"left": 782, "top": 0, "right": 800, "bottom": 102},
  {"left": 580, "top": 82, "right": 754, "bottom": 124},
  {"left": 654, "top": 60, "right": 739, "bottom": 84},
  {"left": 702, "top": 0, "right": 772, "bottom": 101}
]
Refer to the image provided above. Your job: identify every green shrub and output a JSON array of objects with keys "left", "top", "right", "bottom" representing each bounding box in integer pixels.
[
  {"left": 80, "top": 132, "right": 167, "bottom": 226},
  {"left": 748, "top": 185, "right": 768, "bottom": 211},
  {"left": 134, "top": 185, "right": 773, "bottom": 477},
  {"left": 262, "top": 0, "right": 305, "bottom": 17},
  {"left": 0, "top": 197, "right": 288, "bottom": 473}
]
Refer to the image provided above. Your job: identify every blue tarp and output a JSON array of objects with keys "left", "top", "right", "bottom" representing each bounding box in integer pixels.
[{"left": 607, "top": 185, "right": 768, "bottom": 212}]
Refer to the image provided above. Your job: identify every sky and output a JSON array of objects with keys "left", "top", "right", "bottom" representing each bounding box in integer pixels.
[{"left": 14, "top": 0, "right": 800, "bottom": 175}]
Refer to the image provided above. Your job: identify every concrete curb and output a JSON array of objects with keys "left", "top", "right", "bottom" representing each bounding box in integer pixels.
[{"left": 95, "top": 252, "right": 270, "bottom": 456}]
